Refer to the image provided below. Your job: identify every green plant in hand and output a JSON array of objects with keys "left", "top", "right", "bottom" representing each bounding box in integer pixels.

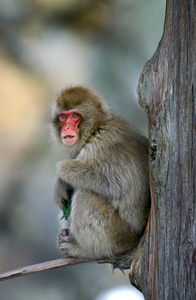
[{"left": 61, "top": 199, "right": 71, "bottom": 220}]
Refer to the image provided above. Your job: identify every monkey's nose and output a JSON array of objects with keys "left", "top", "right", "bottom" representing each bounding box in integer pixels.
[{"left": 64, "top": 124, "right": 69, "bottom": 130}]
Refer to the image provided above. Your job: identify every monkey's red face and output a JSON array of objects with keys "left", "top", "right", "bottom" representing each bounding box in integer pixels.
[{"left": 58, "top": 110, "right": 81, "bottom": 146}]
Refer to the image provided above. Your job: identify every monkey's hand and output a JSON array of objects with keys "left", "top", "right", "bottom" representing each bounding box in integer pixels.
[{"left": 54, "top": 177, "right": 74, "bottom": 210}]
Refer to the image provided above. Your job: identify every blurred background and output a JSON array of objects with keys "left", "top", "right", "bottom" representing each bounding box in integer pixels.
[{"left": 0, "top": 0, "right": 165, "bottom": 299}]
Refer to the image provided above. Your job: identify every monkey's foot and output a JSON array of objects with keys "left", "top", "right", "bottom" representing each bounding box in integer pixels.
[
  {"left": 58, "top": 229, "right": 77, "bottom": 254},
  {"left": 59, "top": 228, "right": 69, "bottom": 242}
]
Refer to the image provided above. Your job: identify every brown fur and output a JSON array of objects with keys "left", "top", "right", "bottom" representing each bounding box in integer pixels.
[{"left": 51, "top": 86, "right": 150, "bottom": 259}]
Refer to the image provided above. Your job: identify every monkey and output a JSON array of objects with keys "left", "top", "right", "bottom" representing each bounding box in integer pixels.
[{"left": 50, "top": 86, "right": 150, "bottom": 259}]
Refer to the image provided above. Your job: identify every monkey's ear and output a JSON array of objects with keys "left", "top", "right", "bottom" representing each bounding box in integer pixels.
[
  {"left": 96, "top": 98, "right": 112, "bottom": 117},
  {"left": 97, "top": 101, "right": 104, "bottom": 114}
]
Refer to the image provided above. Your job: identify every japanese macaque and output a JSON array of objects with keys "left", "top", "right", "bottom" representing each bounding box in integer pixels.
[{"left": 51, "top": 86, "right": 150, "bottom": 259}]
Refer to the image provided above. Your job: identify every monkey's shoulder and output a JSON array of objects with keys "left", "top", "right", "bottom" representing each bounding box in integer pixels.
[
  {"left": 98, "top": 116, "right": 148, "bottom": 148},
  {"left": 79, "top": 116, "right": 148, "bottom": 162}
]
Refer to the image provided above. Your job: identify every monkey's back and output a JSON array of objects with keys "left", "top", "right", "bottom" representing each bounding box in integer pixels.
[{"left": 76, "top": 115, "right": 150, "bottom": 234}]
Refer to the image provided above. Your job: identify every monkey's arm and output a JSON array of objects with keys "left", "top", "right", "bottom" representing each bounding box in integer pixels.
[
  {"left": 54, "top": 177, "right": 74, "bottom": 209},
  {"left": 56, "top": 159, "right": 130, "bottom": 199}
]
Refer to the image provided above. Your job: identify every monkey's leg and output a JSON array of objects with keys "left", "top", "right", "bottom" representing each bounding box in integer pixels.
[{"left": 58, "top": 190, "right": 137, "bottom": 259}]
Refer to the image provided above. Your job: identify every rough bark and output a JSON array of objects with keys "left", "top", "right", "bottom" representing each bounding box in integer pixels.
[{"left": 130, "top": 0, "right": 195, "bottom": 299}]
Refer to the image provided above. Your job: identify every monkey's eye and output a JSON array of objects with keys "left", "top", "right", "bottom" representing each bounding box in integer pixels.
[
  {"left": 60, "top": 114, "right": 67, "bottom": 119},
  {"left": 72, "top": 112, "right": 79, "bottom": 119}
]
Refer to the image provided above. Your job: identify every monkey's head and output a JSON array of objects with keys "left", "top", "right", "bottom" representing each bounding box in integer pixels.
[{"left": 51, "top": 86, "right": 112, "bottom": 156}]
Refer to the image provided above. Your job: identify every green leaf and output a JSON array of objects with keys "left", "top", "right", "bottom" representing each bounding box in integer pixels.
[{"left": 61, "top": 200, "right": 71, "bottom": 220}]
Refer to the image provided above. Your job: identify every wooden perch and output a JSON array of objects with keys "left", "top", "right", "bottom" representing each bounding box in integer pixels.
[
  {"left": 0, "top": 257, "right": 96, "bottom": 282},
  {"left": 0, "top": 247, "right": 141, "bottom": 282}
]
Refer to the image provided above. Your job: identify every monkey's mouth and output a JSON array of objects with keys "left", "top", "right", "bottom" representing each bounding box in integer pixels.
[
  {"left": 62, "top": 135, "right": 77, "bottom": 146},
  {"left": 64, "top": 135, "right": 74, "bottom": 139}
]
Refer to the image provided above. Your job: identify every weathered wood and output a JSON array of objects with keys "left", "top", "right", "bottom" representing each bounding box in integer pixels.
[
  {"left": 0, "top": 255, "right": 133, "bottom": 282},
  {"left": 131, "top": 0, "right": 195, "bottom": 299},
  {"left": 0, "top": 258, "right": 95, "bottom": 281}
]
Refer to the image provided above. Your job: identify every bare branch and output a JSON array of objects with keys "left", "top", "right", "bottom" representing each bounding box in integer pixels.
[
  {"left": 0, "top": 257, "right": 96, "bottom": 282},
  {"left": 0, "top": 251, "right": 139, "bottom": 282}
]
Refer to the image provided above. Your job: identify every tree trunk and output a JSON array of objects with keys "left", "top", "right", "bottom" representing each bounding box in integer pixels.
[{"left": 130, "top": 0, "right": 195, "bottom": 299}]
